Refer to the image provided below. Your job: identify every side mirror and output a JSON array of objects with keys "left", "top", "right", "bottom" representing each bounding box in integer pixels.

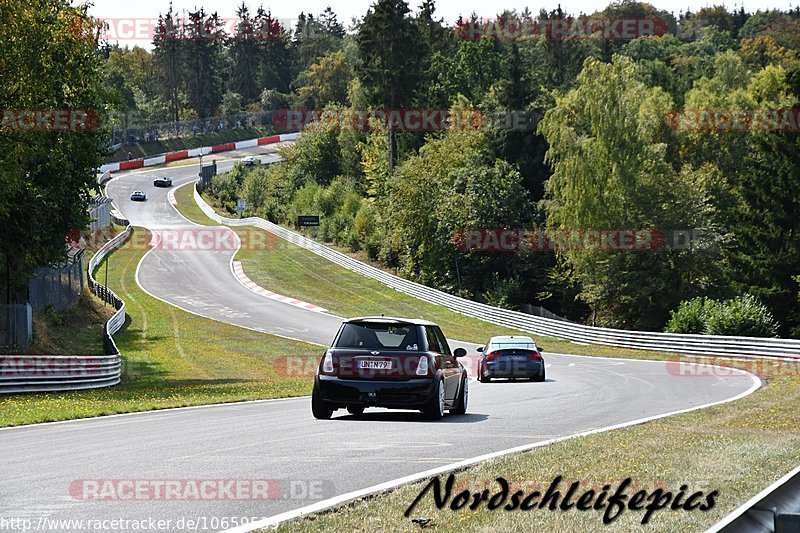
[
  {"left": 537, "top": 346, "right": 545, "bottom": 353},
  {"left": 476, "top": 346, "right": 484, "bottom": 352},
  {"left": 453, "top": 347, "right": 467, "bottom": 358}
]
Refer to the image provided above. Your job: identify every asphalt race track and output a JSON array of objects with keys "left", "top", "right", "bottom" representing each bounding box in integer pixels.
[{"left": 0, "top": 147, "right": 760, "bottom": 530}]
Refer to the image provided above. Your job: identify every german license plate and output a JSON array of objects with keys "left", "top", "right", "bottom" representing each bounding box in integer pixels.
[
  {"left": 358, "top": 360, "right": 393, "bottom": 370},
  {"left": 508, "top": 355, "right": 527, "bottom": 360}
]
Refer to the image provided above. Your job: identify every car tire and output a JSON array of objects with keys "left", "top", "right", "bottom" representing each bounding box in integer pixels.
[
  {"left": 346, "top": 406, "right": 364, "bottom": 416},
  {"left": 531, "top": 368, "right": 546, "bottom": 382},
  {"left": 478, "top": 364, "right": 490, "bottom": 383},
  {"left": 450, "top": 376, "right": 468, "bottom": 415},
  {"left": 422, "top": 378, "right": 445, "bottom": 420},
  {"left": 311, "top": 386, "right": 333, "bottom": 419}
]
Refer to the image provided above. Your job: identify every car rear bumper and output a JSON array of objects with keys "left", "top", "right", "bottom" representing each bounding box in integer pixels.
[
  {"left": 483, "top": 359, "right": 544, "bottom": 378},
  {"left": 314, "top": 375, "right": 437, "bottom": 409}
]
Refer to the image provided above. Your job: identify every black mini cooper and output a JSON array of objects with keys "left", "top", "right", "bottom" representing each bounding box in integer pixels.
[{"left": 311, "top": 317, "right": 468, "bottom": 420}]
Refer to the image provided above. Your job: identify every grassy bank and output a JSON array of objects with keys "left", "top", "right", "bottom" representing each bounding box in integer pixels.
[
  {"left": 0, "top": 226, "right": 320, "bottom": 428},
  {"left": 28, "top": 291, "right": 114, "bottom": 356}
]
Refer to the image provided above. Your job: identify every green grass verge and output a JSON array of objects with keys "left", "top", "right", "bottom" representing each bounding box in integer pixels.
[
  {"left": 275, "top": 361, "right": 798, "bottom": 532},
  {"left": 106, "top": 127, "right": 274, "bottom": 163},
  {"left": 0, "top": 226, "right": 320, "bottom": 428},
  {"left": 174, "top": 182, "right": 675, "bottom": 359}
]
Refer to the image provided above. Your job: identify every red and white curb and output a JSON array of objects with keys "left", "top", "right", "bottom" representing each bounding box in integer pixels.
[
  {"left": 167, "top": 188, "right": 177, "bottom": 207},
  {"left": 231, "top": 261, "right": 327, "bottom": 313},
  {"left": 99, "top": 132, "right": 300, "bottom": 174}
]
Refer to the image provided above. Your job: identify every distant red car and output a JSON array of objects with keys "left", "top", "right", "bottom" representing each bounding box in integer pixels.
[{"left": 312, "top": 317, "right": 468, "bottom": 420}]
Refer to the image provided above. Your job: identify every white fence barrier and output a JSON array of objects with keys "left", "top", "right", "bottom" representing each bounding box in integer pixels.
[{"left": 0, "top": 225, "right": 131, "bottom": 394}]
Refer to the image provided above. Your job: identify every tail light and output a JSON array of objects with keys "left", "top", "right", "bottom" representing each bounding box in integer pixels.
[
  {"left": 528, "top": 350, "right": 542, "bottom": 359},
  {"left": 485, "top": 352, "right": 499, "bottom": 360},
  {"left": 416, "top": 356, "right": 430, "bottom": 376},
  {"left": 321, "top": 351, "right": 335, "bottom": 375}
]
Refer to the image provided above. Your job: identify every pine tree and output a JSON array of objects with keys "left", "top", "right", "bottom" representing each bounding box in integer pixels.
[
  {"left": 153, "top": 4, "right": 183, "bottom": 129},
  {"left": 228, "top": 3, "right": 259, "bottom": 103},
  {"left": 184, "top": 8, "right": 224, "bottom": 119},
  {"left": 356, "top": 0, "right": 424, "bottom": 172}
]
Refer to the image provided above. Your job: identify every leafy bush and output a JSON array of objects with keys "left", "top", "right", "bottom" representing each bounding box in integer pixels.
[
  {"left": 705, "top": 295, "right": 779, "bottom": 337},
  {"left": 665, "top": 297, "right": 719, "bottom": 334},
  {"left": 666, "top": 295, "right": 779, "bottom": 337},
  {"left": 209, "top": 172, "right": 240, "bottom": 212},
  {"left": 240, "top": 167, "right": 270, "bottom": 214}
]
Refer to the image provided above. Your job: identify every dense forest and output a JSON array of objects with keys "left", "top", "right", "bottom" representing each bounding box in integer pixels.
[{"left": 25, "top": 0, "right": 800, "bottom": 335}]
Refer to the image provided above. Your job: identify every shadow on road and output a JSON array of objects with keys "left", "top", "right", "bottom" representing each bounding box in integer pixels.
[
  {"left": 477, "top": 378, "right": 556, "bottom": 384},
  {"left": 333, "top": 411, "right": 489, "bottom": 423}
]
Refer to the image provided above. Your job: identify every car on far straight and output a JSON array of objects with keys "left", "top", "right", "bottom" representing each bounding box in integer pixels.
[
  {"left": 130, "top": 191, "right": 147, "bottom": 201},
  {"left": 153, "top": 176, "right": 172, "bottom": 187},
  {"left": 241, "top": 156, "right": 258, "bottom": 167},
  {"left": 477, "top": 335, "right": 545, "bottom": 383},
  {"left": 312, "top": 317, "right": 469, "bottom": 420}
]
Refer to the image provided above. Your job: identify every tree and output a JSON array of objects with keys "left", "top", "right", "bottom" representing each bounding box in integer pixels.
[
  {"left": 153, "top": 5, "right": 184, "bottom": 127},
  {"left": 220, "top": 91, "right": 243, "bottom": 116},
  {"left": 279, "top": 110, "right": 343, "bottom": 188},
  {"left": 386, "top": 98, "right": 537, "bottom": 299},
  {"left": 293, "top": 8, "right": 345, "bottom": 73},
  {"left": 414, "top": 0, "right": 455, "bottom": 98},
  {"left": 726, "top": 113, "right": 800, "bottom": 335},
  {"left": 293, "top": 51, "right": 353, "bottom": 108},
  {"left": 538, "top": 56, "right": 710, "bottom": 328},
  {"left": 533, "top": 6, "right": 597, "bottom": 91},
  {"left": 426, "top": 38, "right": 505, "bottom": 107},
  {"left": 356, "top": 0, "right": 424, "bottom": 172},
  {"left": 105, "top": 46, "right": 155, "bottom": 114},
  {"left": 740, "top": 36, "right": 799, "bottom": 71},
  {"left": 255, "top": 8, "right": 292, "bottom": 93},
  {"left": 184, "top": 8, "right": 224, "bottom": 118},
  {"left": 0, "top": 0, "right": 108, "bottom": 302},
  {"left": 228, "top": 3, "right": 259, "bottom": 103}
]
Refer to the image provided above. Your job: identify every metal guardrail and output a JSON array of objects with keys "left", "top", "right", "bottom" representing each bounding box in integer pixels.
[
  {"left": 0, "top": 224, "right": 131, "bottom": 394},
  {"left": 709, "top": 465, "right": 800, "bottom": 533},
  {"left": 194, "top": 182, "right": 800, "bottom": 361}
]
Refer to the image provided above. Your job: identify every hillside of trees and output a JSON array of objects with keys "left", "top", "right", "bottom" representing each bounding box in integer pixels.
[
  {"left": 1, "top": 0, "right": 108, "bottom": 305},
  {"left": 109, "top": 0, "right": 800, "bottom": 335}
]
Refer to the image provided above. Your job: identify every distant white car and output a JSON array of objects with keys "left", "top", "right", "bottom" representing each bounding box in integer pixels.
[
  {"left": 130, "top": 191, "right": 147, "bottom": 201},
  {"left": 153, "top": 176, "right": 173, "bottom": 187},
  {"left": 241, "top": 156, "right": 258, "bottom": 167}
]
